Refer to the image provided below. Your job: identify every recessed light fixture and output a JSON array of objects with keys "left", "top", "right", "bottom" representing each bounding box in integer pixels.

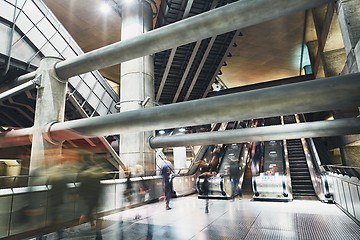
[{"left": 100, "top": 2, "right": 111, "bottom": 14}]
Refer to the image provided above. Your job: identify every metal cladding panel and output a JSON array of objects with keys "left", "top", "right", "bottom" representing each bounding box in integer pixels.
[{"left": 349, "top": 183, "right": 360, "bottom": 220}]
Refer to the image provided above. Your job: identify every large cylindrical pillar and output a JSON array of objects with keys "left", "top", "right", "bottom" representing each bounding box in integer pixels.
[
  {"left": 29, "top": 57, "right": 67, "bottom": 182},
  {"left": 120, "top": 0, "right": 155, "bottom": 175}
]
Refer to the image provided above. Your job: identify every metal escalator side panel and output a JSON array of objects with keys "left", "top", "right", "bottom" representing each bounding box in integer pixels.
[
  {"left": 301, "top": 136, "right": 334, "bottom": 202},
  {"left": 252, "top": 136, "right": 293, "bottom": 201}
]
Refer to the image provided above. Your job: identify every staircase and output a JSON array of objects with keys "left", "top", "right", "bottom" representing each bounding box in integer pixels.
[{"left": 284, "top": 115, "right": 316, "bottom": 199}]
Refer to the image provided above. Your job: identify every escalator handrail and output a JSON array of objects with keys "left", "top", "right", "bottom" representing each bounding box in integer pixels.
[
  {"left": 323, "top": 165, "right": 360, "bottom": 179},
  {"left": 296, "top": 114, "right": 333, "bottom": 201}
]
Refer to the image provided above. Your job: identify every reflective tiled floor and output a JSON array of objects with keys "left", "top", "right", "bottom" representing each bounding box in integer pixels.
[{"left": 43, "top": 195, "right": 360, "bottom": 239}]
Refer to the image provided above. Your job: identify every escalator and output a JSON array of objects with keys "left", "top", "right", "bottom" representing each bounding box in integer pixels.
[
  {"left": 171, "top": 123, "right": 223, "bottom": 196},
  {"left": 241, "top": 158, "right": 253, "bottom": 196},
  {"left": 283, "top": 115, "right": 316, "bottom": 199},
  {"left": 195, "top": 121, "right": 249, "bottom": 199},
  {"left": 251, "top": 117, "right": 291, "bottom": 201},
  {"left": 287, "top": 139, "right": 316, "bottom": 198},
  {"left": 252, "top": 115, "right": 332, "bottom": 202}
]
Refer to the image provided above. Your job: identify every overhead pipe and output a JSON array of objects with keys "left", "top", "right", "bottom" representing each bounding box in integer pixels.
[
  {"left": 1, "top": 72, "right": 360, "bottom": 147},
  {"left": 66, "top": 94, "right": 126, "bottom": 170},
  {"left": 13, "top": 71, "right": 37, "bottom": 86},
  {"left": 0, "top": 127, "right": 33, "bottom": 148},
  {"left": 149, "top": 118, "right": 360, "bottom": 148},
  {"left": 0, "top": 79, "right": 37, "bottom": 102},
  {"left": 52, "top": 0, "right": 332, "bottom": 80}
]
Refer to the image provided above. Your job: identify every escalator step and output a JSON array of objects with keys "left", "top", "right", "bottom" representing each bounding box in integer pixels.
[
  {"left": 292, "top": 184, "right": 314, "bottom": 188},
  {"left": 291, "top": 176, "right": 312, "bottom": 181},
  {"left": 290, "top": 169, "right": 309, "bottom": 172},
  {"left": 292, "top": 188, "right": 315, "bottom": 192},
  {"left": 290, "top": 173, "right": 311, "bottom": 177},
  {"left": 288, "top": 154, "right": 305, "bottom": 157},
  {"left": 289, "top": 160, "right": 307, "bottom": 163},
  {"left": 293, "top": 192, "right": 316, "bottom": 196},
  {"left": 289, "top": 163, "right": 308, "bottom": 167}
]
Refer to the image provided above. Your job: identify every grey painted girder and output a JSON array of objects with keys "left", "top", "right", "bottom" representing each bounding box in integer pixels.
[
  {"left": 149, "top": 118, "right": 360, "bottom": 148},
  {"left": 53, "top": 0, "right": 332, "bottom": 80},
  {"left": 0, "top": 72, "right": 359, "bottom": 147}
]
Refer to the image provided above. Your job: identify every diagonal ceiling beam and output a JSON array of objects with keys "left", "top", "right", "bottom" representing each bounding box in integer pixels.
[
  {"left": 203, "top": 30, "right": 241, "bottom": 98},
  {"left": 312, "top": 2, "right": 335, "bottom": 76},
  {"left": 172, "top": 40, "right": 201, "bottom": 102},
  {"left": 184, "top": 36, "right": 216, "bottom": 100}
]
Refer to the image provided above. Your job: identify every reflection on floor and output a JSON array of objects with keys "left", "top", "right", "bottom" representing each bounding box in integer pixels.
[{"left": 39, "top": 194, "right": 360, "bottom": 239}]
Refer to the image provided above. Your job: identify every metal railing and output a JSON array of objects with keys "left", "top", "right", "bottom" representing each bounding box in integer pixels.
[{"left": 0, "top": 175, "right": 164, "bottom": 239}]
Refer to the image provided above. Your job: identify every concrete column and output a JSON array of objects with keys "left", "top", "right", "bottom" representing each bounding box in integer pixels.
[
  {"left": 120, "top": 0, "right": 155, "bottom": 175},
  {"left": 336, "top": 0, "right": 360, "bottom": 72},
  {"left": 29, "top": 57, "right": 67, "bottom": 180},
  {"left": 336, "top": 0, "right": 360, "bottom": 54},
  {"left": 323, "top": 48, "right": 346, "bottom": 76}
]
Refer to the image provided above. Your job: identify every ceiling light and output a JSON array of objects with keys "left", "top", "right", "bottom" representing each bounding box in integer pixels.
[
  {"left": 100, "top": 2, "right": 111, "bottom": 14},
  {"left": 124, "top": 0, "right": 136, "bottom": 5}
]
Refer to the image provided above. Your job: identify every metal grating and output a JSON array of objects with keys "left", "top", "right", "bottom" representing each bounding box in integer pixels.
[{"left": 297, "top": 213, "right": 360, "bottom": 240}]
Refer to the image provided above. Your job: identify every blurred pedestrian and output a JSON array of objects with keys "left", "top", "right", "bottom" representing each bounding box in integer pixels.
[
  {"left": 47, "top": 165, "right": 68, "bottom": 239},
  {"left": 77, "top": 165, "right": 104, "bottom": 239},
  {"left": 123, "top": 169, "right": 134, "bottom": 207},
  {"left": 198, "top": 162, "right": 212, "bottom": 213},
  {"left": 229, "top": 158, "right": 242, "bottom": 200},
  {"left": 251, "top": 141, "right": 263, "bottom": 176},
  {"left": 209, "top": 146, "right": 221, "bottom": 174},
  {"left": 202, "top": 176, "right": 210, "bottom": 213},
  {"left": 160, "top": 160, "right": 173, "bottom": 210}
]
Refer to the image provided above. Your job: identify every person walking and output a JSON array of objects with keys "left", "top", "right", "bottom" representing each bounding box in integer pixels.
[
  {"left": 229, "top": 158, "right": 242, "bottom": 200},
  {"left": 198, "top": 162, "right": 212, "bottom": 213},
  {"left": 209, "top": 146, "right": 221, "bottom": 174},
  {"left": 251, "top": 141, "right": 263, "bottom": 176},
  {"left": 160, "top": 160, "right": 173, "bottom": 210}
]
